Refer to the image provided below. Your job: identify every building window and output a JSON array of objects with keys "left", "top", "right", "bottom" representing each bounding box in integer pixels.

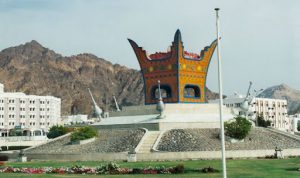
[
  {"left": 151, "top": 85, "right": 172, "bottom": 99},
  {"left": 9, "top": 115, "right": 15, "bottom": 119},
  {"left": 183, "top": 85, "right": 201, "bottom": 98}
]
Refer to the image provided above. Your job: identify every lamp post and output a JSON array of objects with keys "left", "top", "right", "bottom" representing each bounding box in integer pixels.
[{"left": 215, "top": 8, "right": 227, "bottom": 178}]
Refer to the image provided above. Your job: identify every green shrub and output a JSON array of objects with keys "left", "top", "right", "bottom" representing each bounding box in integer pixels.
[
  {"left": 297, "top": 121, "right": 300, "bottom": 131},
  {"left": 47, "top": 125, "right": 68, "bottom": 139},
  {"left": 131, "top": 168, "right": 142, "bottom": 174},
  {"left": 225, "top": 116, "right": 252, "bottom": 140},
  {"left": 95, "top": 162, "right": 120, "bottom": 174},
  {"left": 70, "top": 126, "right": 98, "bottom": 142},
  {"left": 9, "top": 129, "right": 22, "bottom": 136},
  {"left": 257, "top": 114, "right": 271, "bottom": 127},
  {"left": 201, "top": 166, "right": 219, "bottom": 173},
  {"left": 169, "top": 164, "right": 184, "bottom": 174}
]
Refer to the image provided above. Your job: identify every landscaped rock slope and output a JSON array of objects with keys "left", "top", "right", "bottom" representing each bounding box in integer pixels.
[
  {"left": 157, "top": 128, "right": 300, "bottom": 152},
  {"left": 25, "top": 129, "right": 145, "bottom": 154}
]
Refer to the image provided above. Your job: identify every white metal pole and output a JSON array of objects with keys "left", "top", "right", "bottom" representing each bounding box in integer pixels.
[{"left": 215, "top": 8, "right": 227, "bottom": 178}]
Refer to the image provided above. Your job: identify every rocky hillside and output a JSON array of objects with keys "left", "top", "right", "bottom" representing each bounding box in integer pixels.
[
  {"left": 259, "top": 84, "right": 300, "bottom": 114},
  {"left": 0, "top": 41, "right": 219, "bottom": 115}
]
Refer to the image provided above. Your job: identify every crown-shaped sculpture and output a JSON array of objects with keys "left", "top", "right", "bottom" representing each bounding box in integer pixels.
[{"left": 128, "top": 29, "right": 217, "bottom": 104}]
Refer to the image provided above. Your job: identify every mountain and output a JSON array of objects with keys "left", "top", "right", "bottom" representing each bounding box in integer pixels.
[
  {"left": 0, "top": 41, "right": 220, "bottom": 115},
  {"left": 258, "top": 84, "right": 300, "bottom": 115}
]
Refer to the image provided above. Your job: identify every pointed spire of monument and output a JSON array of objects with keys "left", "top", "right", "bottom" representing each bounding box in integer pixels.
[{"left": 174, "top": 29, "right": 182, "bottom": 44}]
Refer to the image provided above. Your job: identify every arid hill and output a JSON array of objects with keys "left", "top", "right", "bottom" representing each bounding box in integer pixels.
[
  {"left": 259, "top": 84, "right": 300, "bottom": 114},
  {"left": 0, "top": 41, "right": 220, "bottom": 115}
]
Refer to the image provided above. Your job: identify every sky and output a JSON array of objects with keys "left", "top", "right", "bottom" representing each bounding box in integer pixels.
[{"left": 0, "top": 0, "right": 300, "bottom": 95}]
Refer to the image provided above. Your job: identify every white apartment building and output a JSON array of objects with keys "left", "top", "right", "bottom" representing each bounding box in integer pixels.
[
  {"left": 0, "top": 83, "right": 3, "bottom": 94},
  {"left": 0, "top": 83, "right": 61, "bottom": 137},
  {"left": 211, "top": 94, "right": 290, "bottom": 131}
]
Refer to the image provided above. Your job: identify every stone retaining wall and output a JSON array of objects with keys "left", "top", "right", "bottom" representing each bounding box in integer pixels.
[
  {"left": 26, "top": 153, "right": 127, "bottom": 161},
  {"left": 3, "top": 148, "right": 300, "bottom": 162},
  {"left": 136, "top": 149, "right": 300, "bottom": 161}
]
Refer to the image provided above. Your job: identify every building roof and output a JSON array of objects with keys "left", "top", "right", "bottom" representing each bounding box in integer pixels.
[{"left": 0, "top": 83, "right": 60, "bottom": 101}]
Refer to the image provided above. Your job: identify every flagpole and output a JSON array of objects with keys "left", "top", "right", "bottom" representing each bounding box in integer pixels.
[{"left": 215, "top": 8, "right": 227, "bottom": 178}]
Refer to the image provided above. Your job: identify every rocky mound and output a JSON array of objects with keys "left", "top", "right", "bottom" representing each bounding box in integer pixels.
[
  {"left": 157, "top": 128, "right": 300, "bottom": 152},
  {"left": 25, "top": 129, "right": 145, "bottom": 154}
]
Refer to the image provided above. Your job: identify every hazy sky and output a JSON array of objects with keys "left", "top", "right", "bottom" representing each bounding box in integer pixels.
[{"left": 1, "top": 0, "right": 300, "bottom": 95}]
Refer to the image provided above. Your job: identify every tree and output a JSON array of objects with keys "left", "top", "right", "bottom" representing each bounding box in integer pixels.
[
  {"left": 225, "top": 116, "right": 252, "bottom": 140},
  {"left": 47, "top": 125, "right": 68, "bottom": 139},
  {"left": 71, "top": 126, "right": 98, "bottom": 142},
  {"left": 297, "top": 121, "right": 300, "bottom": 131},
  {"left": 256, "top": 114, "right": 271, "bottom": 127}
]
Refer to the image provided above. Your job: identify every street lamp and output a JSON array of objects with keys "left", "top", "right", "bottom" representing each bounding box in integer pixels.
[{"left": 215, "top": 8, "right": 227, "bottom": 178}]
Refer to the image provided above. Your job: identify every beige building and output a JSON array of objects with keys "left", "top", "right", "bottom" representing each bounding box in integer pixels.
[
  {"left": 0, "top": 83, "right": 61, "bottom": 137},
  {"left": 251, "top": 97, "right": 289, "bottom": 130}
]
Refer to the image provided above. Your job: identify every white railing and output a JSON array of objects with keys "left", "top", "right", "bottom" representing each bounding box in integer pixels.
[{"left": 0, "top": 136, "right": 48, "bottom": 142}]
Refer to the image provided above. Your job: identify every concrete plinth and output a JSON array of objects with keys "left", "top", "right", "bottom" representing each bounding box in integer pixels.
[
  {"left": 127, "top": 153, "right": 137, "bottom": 162},
  {"left": 93, "top": 103, "right": 234, "bottom": 130},
  {"left": 18, "top": 156, "right": 27, "bottom": 162}
]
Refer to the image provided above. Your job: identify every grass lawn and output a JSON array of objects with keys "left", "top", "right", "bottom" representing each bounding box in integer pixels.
[{"left": 1, "top": 158, "right": 300, "bottom": 178}]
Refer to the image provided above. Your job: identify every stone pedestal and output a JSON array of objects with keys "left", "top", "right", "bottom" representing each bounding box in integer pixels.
[
  {"left": 18, "top": 156, "right": 27, "bottom": 162},
  {"left": 127, "top": 153, "right": 137, "bottom": 162}
]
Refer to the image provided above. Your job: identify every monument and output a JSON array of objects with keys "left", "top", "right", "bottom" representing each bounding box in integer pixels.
[
  {"left": 93, "top": 30, "right": 233, "bottom": 130},
  {"left": 128, "top": 29, "right": 217, "bottom": 104}
]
